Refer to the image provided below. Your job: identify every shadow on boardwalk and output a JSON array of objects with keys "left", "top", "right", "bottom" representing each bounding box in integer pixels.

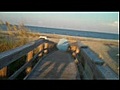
[{"left": 26, "top": 50, "right": 79, "bottom": 80}]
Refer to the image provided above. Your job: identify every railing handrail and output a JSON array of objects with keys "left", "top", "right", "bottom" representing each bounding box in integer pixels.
[
  {"left": 8, "top": 48, "right": 47, "bottom": 80},
  {"left": 0, "top": 39, "right": 51, "bottom": 69},
  {"left": 76, "top": 41, "right": 118, "bottom": 80}
]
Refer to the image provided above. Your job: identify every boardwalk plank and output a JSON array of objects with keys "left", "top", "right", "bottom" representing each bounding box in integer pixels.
[{"left": 25, "top": 50, "right": 79, "bottom": 80}]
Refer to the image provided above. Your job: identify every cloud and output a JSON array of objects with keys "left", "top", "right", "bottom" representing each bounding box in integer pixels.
[{"left": 106, "top": 21, "right": 119, "bottom": 27}]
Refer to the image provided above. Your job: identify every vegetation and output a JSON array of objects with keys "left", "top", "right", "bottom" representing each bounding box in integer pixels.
[
  {"left": 0, "top": 21, "right": 40, "bottom": 79},
  {"left": 0, "top": 21, "right": 40, "bottom": 52}
]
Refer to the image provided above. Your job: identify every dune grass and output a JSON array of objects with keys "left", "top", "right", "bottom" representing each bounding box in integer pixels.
[
  {"left": 0, "top": 22, "right": 40, "bottom": 52},
  {"left": 0, "top": 22, "right": 40, "bottom": 79}
]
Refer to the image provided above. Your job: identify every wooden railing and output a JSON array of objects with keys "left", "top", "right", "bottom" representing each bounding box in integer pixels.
[
  {"left": 0, "top": 38, "right": 118, "bottom": 80},
  {"left": 0, "top": 39, "right": 56, "bottom": 80},
  {"left": 70, "top": 41, "right": 119, "bottom": 80}
]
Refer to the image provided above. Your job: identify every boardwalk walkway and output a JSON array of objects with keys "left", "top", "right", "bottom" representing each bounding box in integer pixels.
[{"left": 25, "top": 50, "right": 80, "bottom": 80}]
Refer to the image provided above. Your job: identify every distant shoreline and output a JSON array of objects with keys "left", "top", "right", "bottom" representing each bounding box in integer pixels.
[
  {"left": 0, "top": 30, "right": 119, "bottom": 42},
  {"left": 0, "top": 24, "right": 118, "bottom": 40},
  {"left": 26, "top": 25, "right": 119, "bottom": 34},
  {"left": 40, "top": 32, "right": 119, "bottom": 42}
]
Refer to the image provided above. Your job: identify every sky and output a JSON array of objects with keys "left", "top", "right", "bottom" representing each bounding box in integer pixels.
[{"left": 0, "top": 12, "right": 119, "bottom": 34}]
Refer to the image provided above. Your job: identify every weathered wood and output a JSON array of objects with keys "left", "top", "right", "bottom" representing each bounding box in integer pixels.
[
  {"left": 76, "top": 54, "right": 88, "bottom": 79},
  {"left": 70, "top": 46, "right": 77, "bottom": 52},
  {"left": 80, "top": 48, "right": 106, "bottom": 79},
  {"left": 81, "top": 47, "right": 104, "bottom": 65},
  {"left": 84, "top": 60, "right": 95, "bottom": 79},
  {"left": 25, "top": 50, "right": 79, "bottom": 80},
  {"left": 26, "top": 50, "right": 33, "bottom": 74},
  {"left": 78, "top": 46, "right": 118, "bottom": 79},
  {"left": 76, "top": 41, "right": 113, "bottom": 79},
  {"left": 26, "top": 51, "right": 33, "bottom": 62},
  {"left": 96, "top": 65, "right": 118, "bottom": 80},
  {"left": 24, "top": 49, "right": 57, "bottom": 80},
  {"left": 8, "top": 50, "right": 45, "bottom": 80},
  {"left": 38, "top": 44, "right": 44, "bottom": 57},
  {"left": 0, "top": 39, "right": 44, "bottom": 69},
  {"left": 75, "top": 47, "right": 80, "bottom": 54},
  {"left": 0, "top": 39, "right": 55, "bottom": 79},
  {"left": 44, "top": 43, "right": 49, "bottom": 54},
  {"left": 77, "top": 61, "right": 84, "bottom": 78},
  {"left": 0, "top": 67, "right": 7, "bottom": 77}
]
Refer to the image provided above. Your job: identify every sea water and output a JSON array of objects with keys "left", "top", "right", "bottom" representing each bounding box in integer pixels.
[{"left": 0, "top": 24, "right": 119, "bottom": 40}]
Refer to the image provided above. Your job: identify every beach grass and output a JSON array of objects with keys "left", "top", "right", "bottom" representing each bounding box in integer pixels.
[{"left": 0, "top": 22, "right": 40, "bottom": 79}]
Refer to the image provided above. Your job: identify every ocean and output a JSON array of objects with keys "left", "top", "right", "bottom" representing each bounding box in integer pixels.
[{"left": 0, "top": 24, "right": 119, "bottom": 40}]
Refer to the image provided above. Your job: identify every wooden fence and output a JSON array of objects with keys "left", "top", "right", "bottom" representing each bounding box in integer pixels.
[
  {"left": 73, "top": 41, "right": 118, "bottom": 80},
  {"left": 0, "top": 39, "right": 118, "bottom": 80},
  {"left": 0, "top": 39, "right": 56, "bottom": 79}
]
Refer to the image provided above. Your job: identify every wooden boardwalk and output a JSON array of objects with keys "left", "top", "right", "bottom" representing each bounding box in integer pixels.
[
  {"left": 25, "top": 50, "right": 80, "bottom": 80},
  {"left": 0, "top": 39, "right": 118, "bottom": 80}
]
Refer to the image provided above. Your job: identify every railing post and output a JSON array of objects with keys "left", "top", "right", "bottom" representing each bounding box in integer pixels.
[
  {"left": 70, "top": 45, "right": 80, "bottom": 58},
  {"left": 38, "top": 44, "right": 44, "bottom": 57},
  {"left": 26, "top": 50, "right": 33, "bottom": 74},
  {"left": 70, "top": 45, "right": 76, "bottom": 58},
  {"left": 0, "top": 67, "right": 7, "bottom": 78},
  {"left": 44, "top": 43, "right": 49, "bottom": 54}
]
